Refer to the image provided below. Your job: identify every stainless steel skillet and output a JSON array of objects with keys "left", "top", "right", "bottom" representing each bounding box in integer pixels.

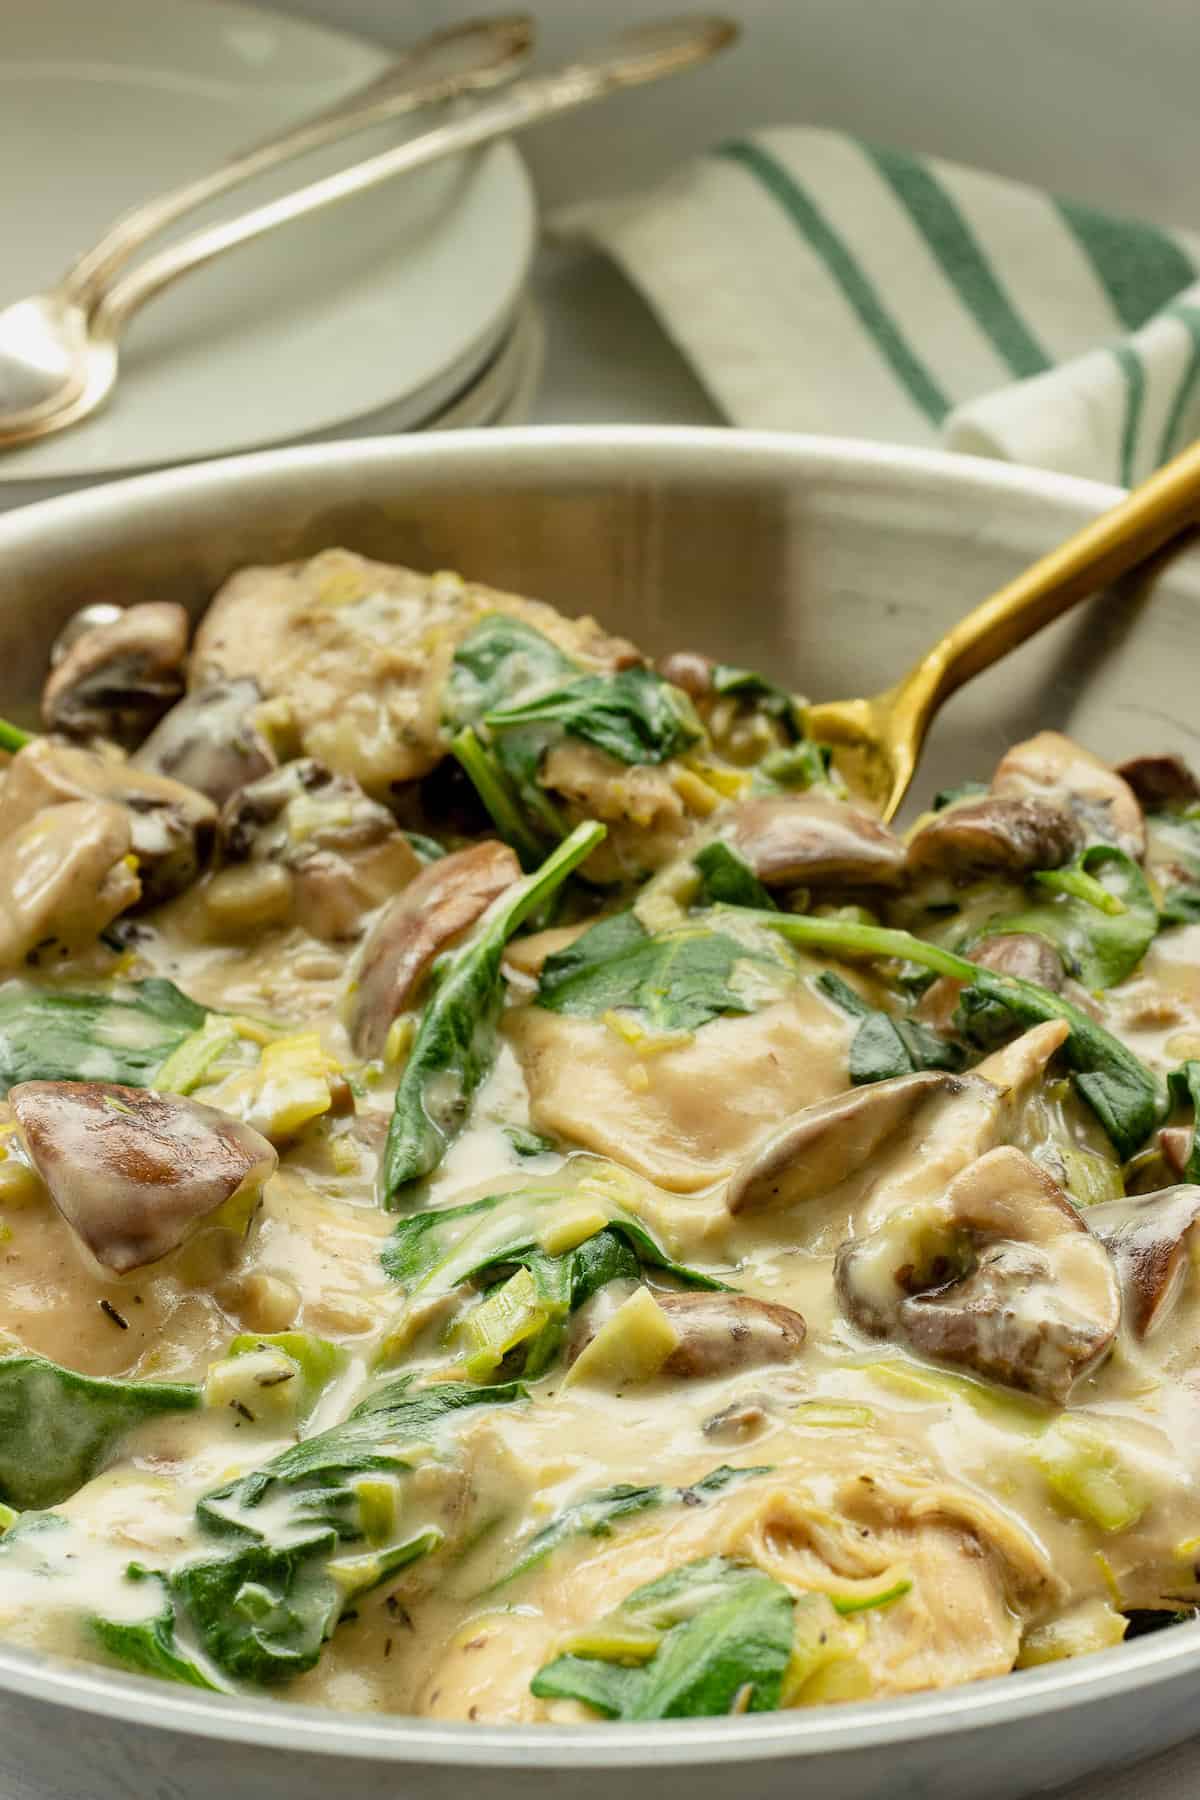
[{"left": 0, "top": 426, "right": 1197, "bottom": 1800}]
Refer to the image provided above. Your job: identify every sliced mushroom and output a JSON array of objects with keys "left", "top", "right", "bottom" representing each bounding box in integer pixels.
[
  {"left": 724, "top": 793, "right": 907, "bottom": 889},
  {"left": 993, "top": 731, "right": 1145, "bottom": 859},
  {"left": 1159, "top": 1126, "right": 1196, "bottom": 1182},
  {"left": 132, "top": 677, "right": 275, "bottom": 805},
  {"left": 0, "top": 800, "right": 141, "bottom": 969},
  {"left": 906, "top": 795, "right": 1083, "bottom": 879},
  {"left": 656, "top": 650, "right": 715, "bottom": 699},
  {"left": 567, "top": 1286, "right": 806, "bottom": 1380},
  {"left": 0, "top": 738, "right": 216, "bottom": 905},
  {"left": 40, "top": 602, "right": 189, "bottom": 749},
  {"left": 656, "top": 1291, "right": 806, "bottom": 1377},
  {"left": 220, "top": 759, "right": 420, "bottom": 941},
  {"left": 350, "top": 841, "right": 520, "bottom": 1057},
  {"left": 835, "top": 1146, "right": 1120, "bottom": 1402},
  {"left": 1114, "top": 754, "right": 1200, "bottom": 810},
  {"left": 726, "top": 1071, "right": 996, "bottom": 1215},
  {"left": 970, "top": 933, "right": 1066, "bottom": 991},
  {"left": 9, "top": 1081, "right": 277, "bottom": 1273},
  {"left": 1087, "top": 1185, "right": 1200, "bottom": 1337}
]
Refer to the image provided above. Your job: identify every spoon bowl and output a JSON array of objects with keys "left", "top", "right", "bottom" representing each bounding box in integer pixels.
[{"left": 0, "top": 294, "right": 91, "bottom": 426}]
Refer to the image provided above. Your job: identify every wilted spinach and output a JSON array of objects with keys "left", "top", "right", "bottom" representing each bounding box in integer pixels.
[
  {"left": 530, "top": 1555, "right": 794, "bottom": 1719},
  {"left": 381, "top": 821, "right": 604, "bottom": 1205},
  {"left": 815, "top": 971, "right": 964, "bottom": 1084},
  {"left": 0, "top": 1352, "right": 199, "bottom": 1511},
  {"left": 730, "top": 907, "right": 1165, "bottom": 1160},
  {"left": 495, "top": 1466, "right": 770, "bottom": 1590},
  {"left": 692, "top": 841, "right": 776, "bottom": 910},
  {"left": 0, "top": 978, "right": 207, "bottom": 1095},
  {"left": 710, "top": 664, "right": 804, "bottom": 738},
  {"left": 979, "top": 845, "right": 1157, "bottom": 989},
  {"left": 165, "top": 1378, "right": 524, "bottom": 1684},
  {"left": 444, "top": 614, "right": 576, "bottom": 730},
  {"left": 536, "top": 909, "right": 795, "bottom": 1034},
  {"left": 1166, "top": 1061, "right": 1200, "bottom": 1183}
]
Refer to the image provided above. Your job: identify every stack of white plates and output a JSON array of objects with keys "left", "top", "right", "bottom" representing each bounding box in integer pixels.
[{"left": 0, "top": 0, "right": 543, "bottom": 508}]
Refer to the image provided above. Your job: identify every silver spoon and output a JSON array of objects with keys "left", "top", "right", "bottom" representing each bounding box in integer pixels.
[
  {"left": 0, "top": 16, "right": 737, "bottom": 453},
  {"left": 0, "top": 14, "right": 536, "bottom": 432}
]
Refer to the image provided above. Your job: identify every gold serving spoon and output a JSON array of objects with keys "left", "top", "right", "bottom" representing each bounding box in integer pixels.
[{"left": 805, "top": 435, "right": 1200, "bottom": 819}]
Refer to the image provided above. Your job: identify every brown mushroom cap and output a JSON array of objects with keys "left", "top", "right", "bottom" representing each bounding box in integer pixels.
[
  {"left": 993, "top": 730, "right": 1146, "bottom": 859},
  {"left": 133, "top": 677, "right": 275, "bottom": 806},
  {"left": 0, "top": 800, "right": 141, "bottom": 970},
  {"left": 0, "top": 738, "right": 216, "bottom": 906},
  {"left": 656, "top": 651, "right": 715, "bottom": 700},
  {"left": 1087, "top": 1185, "right": 1200, "bottom": 1338},
  {"left": 834, "top": 1146, "right": 1120, "bottom": 1402},
  {"left": 41, "top": 603, "right": 188, "bottom": 749},
  {"left": 567, "top": 1287, "right": 806, "bottom": 1381},
  {"left": 725, "top": 793, "right": 907, "bottom": 889},
  {"left": 350, "top": 841, "right": 520, "bottom": 1058},
  {"left": 970, "top": 933, "right": 1066, "bottom": 991},
  {"left": 726, "top": 1071, "right": 993, "bottom": 1215},
  {"left": 906, "top": 795, "right": 1083, "bottom": 880},
  {"left": 1113, "top": 754, "right": 1200, "bottom": 810},
  {"left": 10, "top": 1081, "right": 277, "bottom": 1273},
  {"left": 220, "top": 758, "right": 420, "bottom": 942}
]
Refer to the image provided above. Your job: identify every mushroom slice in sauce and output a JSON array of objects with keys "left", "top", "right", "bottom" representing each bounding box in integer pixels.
[
  {"left": 726, "top": 1070, "right": 995, "bottom": 1216},
  {"left": 0, "top": 799, "right": 141, "bottom": 969},
  {"left": 220, "top": 759, "right": 420, "bottom": 941},
  {"left": 1088, "top": 1186, "right": 1200, "bottom": 1338},
  {"left": 1113, "top": 753, "right": 1200, "bottom": 809},
  {"left": 350, "top": 840, "right": 520, "bottom": 1058},
  {"left": 9, "top": 1081, "right": 277, "bottom": 1274},
  {"left": 992, "top": 730, "right": 1146, "bottom": 859},
  {"left": 835, "top": 1145, "right": 1120, "bottom": 1402},
  {"left": 906, "top": 794, "right": 1083, "bottom": 879},
  {"left": 0, "top": 738, "right": 216, "bottom": 906},
  {"left": 132, "top": 677, "right": 275, "bottom": 806},
  {"left": 725, "top": 793, "right": 907, "bottom": 889},
  {"left": 567, "top": 1287, "right": 806, "bottom": 1380},
  {"left": 40, "top": 602, "right": 189, "bottom": 749}
]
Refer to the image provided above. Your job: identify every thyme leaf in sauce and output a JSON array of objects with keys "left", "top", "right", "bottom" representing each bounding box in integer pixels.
[
  {"left": 0, "top": 1352, "right": 199, "bottom": 1511},
  {"left": 381, "top": 821, "right": 605, "bottom": 1206},
  {"left": 530, "top": 1555, "right": 794, "bottom": 1719}
]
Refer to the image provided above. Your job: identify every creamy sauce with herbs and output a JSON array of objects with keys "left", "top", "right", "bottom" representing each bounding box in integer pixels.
[{"left": 0, "top": 554, "right": 1199, "bottom": 1720}]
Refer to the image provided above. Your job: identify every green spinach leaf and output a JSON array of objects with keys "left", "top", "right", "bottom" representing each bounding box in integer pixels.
[
  {"left": 711, "top": 664, "right": 803, "bottom": 738},
  {"left": 0, "top": 1352, "right": 199, "bottom": 1511},
  {"left": 536, "top": 910, "right": 794, "bottom": 1033},
  {"left": 485, "top": 665, "right": 702, "bottom": 769},
  {"left": 1166, "top": 1061, "right": 1200, "bottom": 1183},
  {"left": 382, "top": 821, "right": 604, "bottom": 1205},
  {"left": 92, "top": 1564, "right": 222, "bottom": 1691},
  {"left": 728, "top": 907, "right": 1165, "bottom": 1160},
  {"left": 444, "top": 615, "right": 577, "bottom": 730},
  {"left": 0, "top": 978, "right": 207, "bottom": 1095},
  {"left": 980, "top": 845, "right": 1157, "bottom": 989},
  {"left": 497, "top": 1468, "right": 770, "bottom": 1591},
  {"left": 169, "top": 1378, "right": 523, "bottom": 1684},
  {"left": 815, "top": 970, "right": 965, "bottom": 1083},
  {"left": 530, "top": 1555, "right": 794, "bottom": 1719},
  {"left": 692, "top": 841, "right": 776, "bottom": 910}
]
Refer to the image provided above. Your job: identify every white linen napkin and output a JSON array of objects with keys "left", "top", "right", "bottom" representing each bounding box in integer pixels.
[{"left": 555, "top": 127, "right": 1200, "bottom": 484}]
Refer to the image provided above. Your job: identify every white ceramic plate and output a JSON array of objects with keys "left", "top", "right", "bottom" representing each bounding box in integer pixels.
[{"left": 0, "top": 0, "right": 537, "bottom": 481}]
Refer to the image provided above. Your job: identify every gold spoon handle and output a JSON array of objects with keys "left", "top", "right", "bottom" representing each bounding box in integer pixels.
[
  {"left": 61, "top": 16, "right": 535, "bottom": 314},
  {"left": 890, "top": 434, "right": 1200, "bottom": 725},
  {"left": 92, "top": 16, "right": 736, "bottom": 338}
]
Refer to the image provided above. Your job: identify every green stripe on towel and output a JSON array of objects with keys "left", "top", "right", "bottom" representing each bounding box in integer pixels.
[
  {"left": 1157, "top": 304, "right": 1200, "bottom": 464},
  {"left": 1057, "top": 201, "right": 1196, "bottom": 331},
  {"left": 714, "top": 138, "right": 950, "bottom": 424},
  {"left": 1111, "top": 344, "right": 1146, "bottom": 486},
  {"left": 863, "top": 144, "right": 1050, "bottom": 380}
]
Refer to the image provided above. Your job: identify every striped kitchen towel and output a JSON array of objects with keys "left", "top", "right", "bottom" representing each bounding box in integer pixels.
[{"left": 553, "top": 128, "right": 1200, "bottom": 485}]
